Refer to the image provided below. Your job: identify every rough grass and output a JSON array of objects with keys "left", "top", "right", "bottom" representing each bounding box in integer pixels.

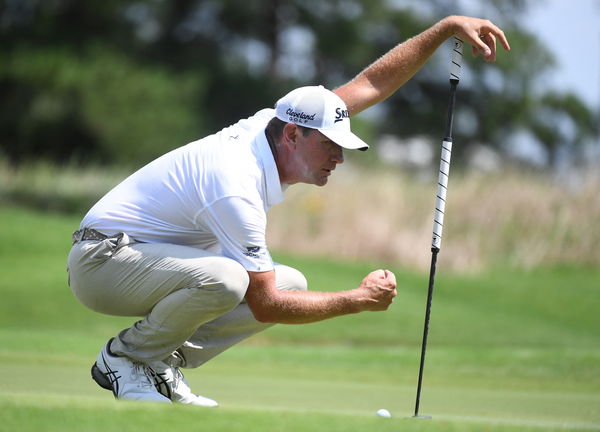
[
  {"left": 2, "top": 159, "right": 599, "bottom": 272},
  {"left": 268, "top": 165, "right": 600, "bottom": 272}
]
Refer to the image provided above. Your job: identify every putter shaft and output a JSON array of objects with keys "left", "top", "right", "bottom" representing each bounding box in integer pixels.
[{"left": 413, "top": 38, "right": 462, "bottom": 418}]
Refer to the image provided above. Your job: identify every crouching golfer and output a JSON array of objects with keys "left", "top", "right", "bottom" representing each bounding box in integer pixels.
[{"left": 67, "top": 15, "right": 509, "bottom": 405}]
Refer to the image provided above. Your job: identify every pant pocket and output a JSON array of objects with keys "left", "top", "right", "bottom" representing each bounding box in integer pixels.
[
  {"left": 86, "top": 238, "right": 118, "bottom": 262},
  {"left": 85, "top": 233, "right": 135, "bottom": 262}
]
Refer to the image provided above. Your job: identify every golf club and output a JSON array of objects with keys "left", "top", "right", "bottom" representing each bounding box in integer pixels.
[{"left": 413, "top": 36, "right": 463, "bottom": 419}]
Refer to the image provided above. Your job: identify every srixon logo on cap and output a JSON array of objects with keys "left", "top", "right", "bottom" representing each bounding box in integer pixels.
[{"left": 334, "top": 107, "right": 349, "bottom": 123}]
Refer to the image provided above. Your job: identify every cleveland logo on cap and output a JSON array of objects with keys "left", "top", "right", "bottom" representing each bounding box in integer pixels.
[{"left": 285, "top": 108, "right": 316, "bottom": 124}]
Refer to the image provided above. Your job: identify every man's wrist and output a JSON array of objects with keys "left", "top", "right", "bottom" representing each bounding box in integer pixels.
[
  {"left": 345, "top": 288, "right": 373, "bottom": 314},
  {"left": 438, "top": 15, "right": 460, "bottom": 39}
]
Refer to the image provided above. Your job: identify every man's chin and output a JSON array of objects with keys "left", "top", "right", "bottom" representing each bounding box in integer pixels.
[{"left": 315, "top": 176, "right": 329, "bottom": 187}]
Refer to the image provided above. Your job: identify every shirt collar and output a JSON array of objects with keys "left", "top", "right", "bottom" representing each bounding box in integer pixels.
[{"left": 256, "top": 129, "right": 284, "bottom": 208}]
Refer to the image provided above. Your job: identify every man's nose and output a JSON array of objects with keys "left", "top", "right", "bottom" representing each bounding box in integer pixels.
[{"left": 333, "top": 146, "right": 344, "bottom": 164}]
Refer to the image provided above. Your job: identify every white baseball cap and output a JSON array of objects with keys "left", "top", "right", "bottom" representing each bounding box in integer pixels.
[{"left": 274, "top": 85, "right": 369, "bottom": 151}]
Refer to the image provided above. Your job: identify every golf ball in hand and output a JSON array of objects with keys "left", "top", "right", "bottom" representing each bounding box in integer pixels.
[{"left": 376, "top": 408, "right": 391, "bottom": 418}]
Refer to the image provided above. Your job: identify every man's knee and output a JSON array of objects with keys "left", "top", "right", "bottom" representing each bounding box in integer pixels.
[
  {"left": 275, "top": 264, "right": 308, "bottom": 292},
  {"left": 188, "top": 257, "right": 249, "bottom": 309},
  {"left": 217, "top": 259, "right": 250, "bottom": 305}
]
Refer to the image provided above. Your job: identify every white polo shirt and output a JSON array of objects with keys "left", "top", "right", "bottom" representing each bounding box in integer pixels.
[{"left": 80, "top": 108, "right": 284, "bottom": 272}]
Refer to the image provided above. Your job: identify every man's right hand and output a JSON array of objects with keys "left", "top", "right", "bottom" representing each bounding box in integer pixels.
[{"left": 355, "top": 269, "right": 397, "bottom": 311}]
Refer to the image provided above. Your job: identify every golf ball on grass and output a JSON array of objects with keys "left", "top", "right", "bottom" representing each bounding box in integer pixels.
[{"left": 376, "top": 408, "right": 391, "bottom": 418}]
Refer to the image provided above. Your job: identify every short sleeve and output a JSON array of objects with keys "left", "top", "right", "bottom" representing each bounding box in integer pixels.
[{"left": 200, "top": 196, "right": 274, "bottom": 272}]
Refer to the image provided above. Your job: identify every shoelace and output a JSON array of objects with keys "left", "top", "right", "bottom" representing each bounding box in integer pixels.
[
  {"left": 172, "top": 367, "right": 183, "bottom": 390},
  {"left": 131, "top": 363, "right": 156, "bottom": 389}
]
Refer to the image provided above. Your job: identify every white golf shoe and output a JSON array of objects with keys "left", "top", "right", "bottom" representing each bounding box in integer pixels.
[
  {"left": 91, "top": 339, "right": 171, "bottom": 403},
  {"left": 147, "top": 361, "right": 219, "bottom": 407}
]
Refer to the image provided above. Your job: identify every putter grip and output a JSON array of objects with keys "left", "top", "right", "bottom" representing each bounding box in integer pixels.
[
  {"left": 450, "top": 37, "right": 463, "bottom": 82},
  {"left": 432, "top": 140, "right": 452, "bottom": 250}
]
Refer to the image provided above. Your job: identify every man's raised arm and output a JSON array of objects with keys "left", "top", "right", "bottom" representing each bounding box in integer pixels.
[{"left": 334, "top": 15, "right": 510, "bottom": 116}]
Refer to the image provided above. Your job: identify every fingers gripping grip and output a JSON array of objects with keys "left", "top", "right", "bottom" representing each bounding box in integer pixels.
[{"left": 450, "top": 37, "right": 463, "bottom": 82}]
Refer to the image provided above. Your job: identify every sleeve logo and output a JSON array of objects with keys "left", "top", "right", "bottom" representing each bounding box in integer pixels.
[{"left": 243, "top": 246, "right": 262, "bottom": 258}]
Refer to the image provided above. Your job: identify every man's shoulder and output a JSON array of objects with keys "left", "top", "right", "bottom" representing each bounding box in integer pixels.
[{"left": 235, "top": 108, "right": 275, "bottom": 132}]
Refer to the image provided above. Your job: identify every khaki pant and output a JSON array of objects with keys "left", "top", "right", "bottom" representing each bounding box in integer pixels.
[{"left": 67, "top": 233, "right": 307, "bottom": 368}]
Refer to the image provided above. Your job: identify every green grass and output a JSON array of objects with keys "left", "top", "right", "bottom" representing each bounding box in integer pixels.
[{"left": 1, "top": 206, "right": 599, "bottom": 431}]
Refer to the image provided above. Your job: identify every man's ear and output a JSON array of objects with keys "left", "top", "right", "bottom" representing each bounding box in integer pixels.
[{"left": 282, "top": 122, "right": 299, "bottom": 147}]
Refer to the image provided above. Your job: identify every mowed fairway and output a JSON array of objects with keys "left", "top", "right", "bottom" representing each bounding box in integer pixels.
[{"left": 1, "top": 206, "right": 599, "bottom": 431}]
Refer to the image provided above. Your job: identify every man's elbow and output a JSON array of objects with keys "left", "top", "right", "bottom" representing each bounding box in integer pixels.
[{"left": 247, "top": 301, "right": 279, "bottom": 324}]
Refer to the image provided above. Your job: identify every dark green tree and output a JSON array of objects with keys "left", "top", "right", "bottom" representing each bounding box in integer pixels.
[{"left": 1, "top": 0, "right": 597, "bottom": 169}]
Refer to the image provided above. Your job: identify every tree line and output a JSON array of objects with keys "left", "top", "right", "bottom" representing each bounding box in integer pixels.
[{"left": 1, "top": 0, "right": 597, "bottom": 169}]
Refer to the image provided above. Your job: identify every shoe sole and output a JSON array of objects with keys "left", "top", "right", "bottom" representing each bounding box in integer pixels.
[{"left": 91, "top": 362, "right": 113, "bottom": 392}]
